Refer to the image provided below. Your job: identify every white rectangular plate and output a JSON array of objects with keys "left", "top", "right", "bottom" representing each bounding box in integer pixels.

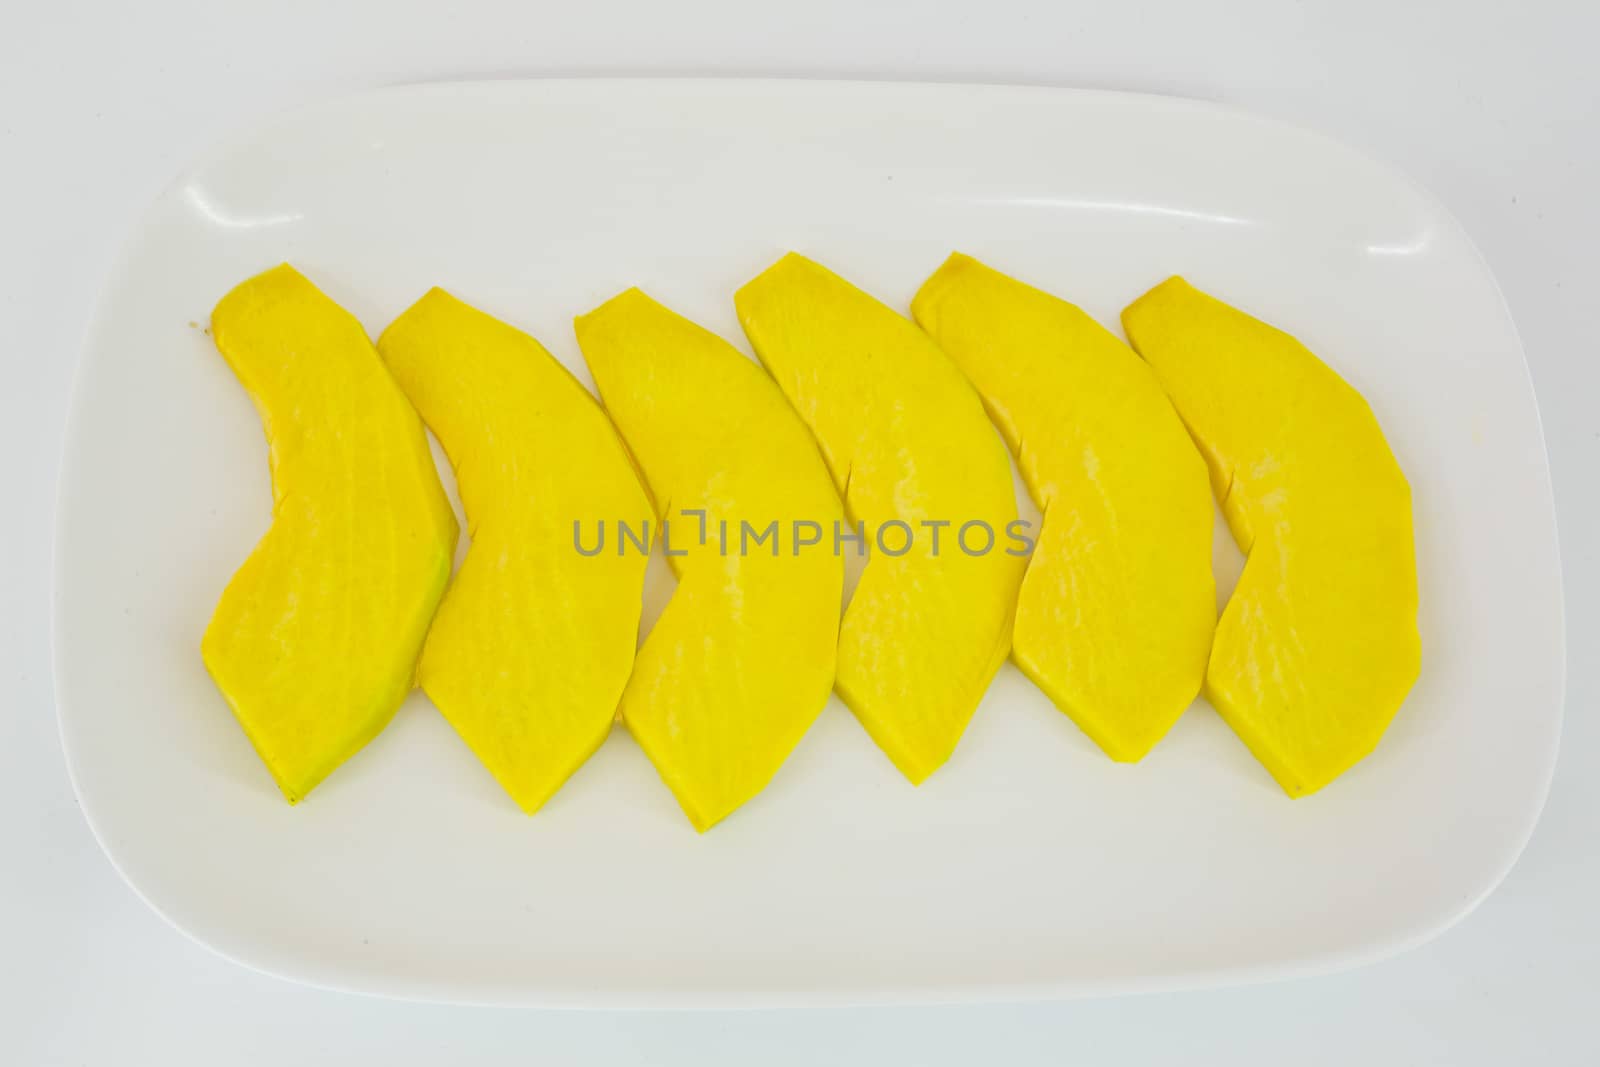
[{"left": 54, "top": 80, "right": 1563, "bottom": 1007}]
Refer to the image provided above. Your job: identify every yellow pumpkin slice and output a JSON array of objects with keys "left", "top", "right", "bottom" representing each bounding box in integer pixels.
[
  {"left": 912, "top": 254, "right": 1215, "bottom": 760},
  {"left": 203, "top": 265, "right": 458, "bottom": 803},
  {"left": 735, "top": 253, "right": 1026, "bottom": 783},
  {"left": 1122, "top": 277, "right": 1420, "bottom": 796},
  {"left": 378, "top": 290, "right": 651, "bottom": 813},
  {"left": 576, "top": 289, "right": 844, "bottom": 830}
]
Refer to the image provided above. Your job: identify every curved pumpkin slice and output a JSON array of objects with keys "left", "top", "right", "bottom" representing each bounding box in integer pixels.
[
  {"left": 912, "top": 254, "right": 1215, "bottom": 760},
  {"left": 203, "top": 265, "right": 458, "bottom": 803},
  {"left": 378, "top": 290, "right": 651, "bottom": 814},
  {"left": 1122, "top": 277, "right": 1420, "bottom": 796},
  {"left": 735, "top": 253, "right": 1026, "bottom": 783},
  {"left": 576, "top": 289, "right": 843, "bottom": 831}
]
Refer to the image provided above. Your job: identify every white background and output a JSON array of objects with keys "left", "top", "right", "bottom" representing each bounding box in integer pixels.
[{"left": 3, "top": 2, "right": 1594, "bottom": 1062}]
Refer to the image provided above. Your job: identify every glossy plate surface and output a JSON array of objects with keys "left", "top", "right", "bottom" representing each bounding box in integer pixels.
[{"left": 54, "top": 80, "right": 1563, "bottom": 1006}]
